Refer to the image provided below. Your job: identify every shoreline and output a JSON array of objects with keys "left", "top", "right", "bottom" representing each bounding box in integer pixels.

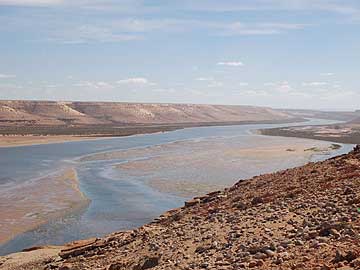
[
  {"left": 0, "top": 135, "right": 115, "bottom": 148},
  {"left": 0, "top": 119, "right": 346, "bottom": 253},
  {"left": 0, "top": 168, "right": 90, "bottom": 248},
  {"left": 0, "top": 118, "right": 344, "bottom": 255},
  {"left": 0, "top": 118, "right": 305, "bottom": 148},
  {"left": 258, "top": 125, "right": 360, "bottom": 145},
  {"left": 1, "top": 146, "right": 359, "bottom": 269}
]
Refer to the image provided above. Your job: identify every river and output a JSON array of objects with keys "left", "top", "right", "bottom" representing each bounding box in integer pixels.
[{"left": 0, "top": 119, "right": 354, "bottom": 255}]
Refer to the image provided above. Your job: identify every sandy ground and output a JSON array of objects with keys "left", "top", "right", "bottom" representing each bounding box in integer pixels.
[
  {"left": 109, "top": 138, "right": 337, "bottom": 198},
  {"left": 0, "top": 246, "right": 63, "bottom": 270},
  {"left": 0, "top": 135, "right": 108, "bottom": 148},
  {"left": 0, "top": 168, "right": 89, "bottom": 245},
  {"left": 260, "top": 124, "right": 360, "bottom": 144}
]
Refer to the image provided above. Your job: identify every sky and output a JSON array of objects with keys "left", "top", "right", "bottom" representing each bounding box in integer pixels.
[{"left": 0, "top": 0, "right": 359, "bottom": 110}]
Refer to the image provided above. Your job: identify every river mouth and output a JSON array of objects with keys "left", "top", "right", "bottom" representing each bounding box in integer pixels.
[{"left": 0, "top": 119, "right": 354, "bottom": 255}]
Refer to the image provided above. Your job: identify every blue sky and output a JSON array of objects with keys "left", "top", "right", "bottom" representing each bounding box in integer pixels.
[{"left": 0, "top": 0, "right": 359, "bottom": 110}]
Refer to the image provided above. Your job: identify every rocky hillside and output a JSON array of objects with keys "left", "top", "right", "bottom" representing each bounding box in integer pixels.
[
  {"left": 2, "top": 146, "right": 360, "bottom": 270},
  {"left": 0, "top": 100, "right": 291, "bottom": 126}
]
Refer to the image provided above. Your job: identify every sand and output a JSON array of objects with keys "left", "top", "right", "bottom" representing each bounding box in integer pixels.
[
  {"left": 3, "top": 146, "right": 359, "bottom": 270},
  {"left": 0, "top": 168, "right": 89, "bottom": 245},
  {"left": 110, "top": 137, "right": 337, "bottom": 198},
  {"left": 0, "top": 135, "right": 108, "bottom": 148}
]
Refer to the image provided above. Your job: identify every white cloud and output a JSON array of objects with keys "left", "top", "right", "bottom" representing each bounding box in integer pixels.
[
  {"left": 0, "top": 73, "right": 16, "bottom": 79},
  {"left": 1, "top": 0, "right": 358, "bottom": 16},
  {"left": 152, "top": 88, "right": 176, "bottom": 94},
  {"left": 183, "top": 1, "right": 360, "bottom": 15},
  {"left": 320, "top": 72, "right": 335, "bottom": 76},
  {"left": 277, "top": 81, "right": 293, "bottom": 93},
  {"left": 52, "top": 25, "right": 142, "bottom": 44},
  {"left": 0, "top": 0, "right": 62, "bottom": 6},
  {"left": 263, "top": 82, "right": 276, "bottom": 86},
  {"left": 116, "top": 77, "right": 154, "bottom": 85},
  {"left": 220, "top": 22, "right": 307, "bottom": 36},
  {"left": 217, "top": 61, "right": 244, "bottom": 67},
  {"left": 207, "top": 81, "right": 223, "bottom": 88},
  {"left": 46, "top": 84, "right": 61, "bottom": 88},
  {"left": 196, "top": 77, "right": 214, "bottom": 81},
  {"left": 302, "top": 82, "right": 328, "bottom": 86},
  {"left": 242, "top": 90, "right": 269, "bottom": 96},
  {"left": 96, "top": 81, "right": 114, "bottom": 88},
  {"left": 73, "top": 81, "right": 114, "bottom": 88}
]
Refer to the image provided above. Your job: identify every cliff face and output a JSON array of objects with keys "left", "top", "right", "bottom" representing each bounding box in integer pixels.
[
  {"left": 0, "top": 100, "right": 291, "bottom": 126},
  {"left": 2, "top": 146, "right": 360, "bottom": 270}
]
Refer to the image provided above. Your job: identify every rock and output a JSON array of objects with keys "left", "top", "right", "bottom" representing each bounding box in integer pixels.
[
  {"left": 251, "top": 197, "right": 264, "bottom": 205},
  {"left": 333, "top": 250, "right": 359, "bottom": 263},
  {"left": 254, "top": 252, "right": 267, "bottom": 259},
  {"left": 133, "top": 256, "right": 160, "bottom": 270},
  {"left": 108, "top": 263, "right": 124, "bottom": 270},
  {"left": 351, "top": 258, "right": 360, "bottom": 268},
  {"left": 185, "top": 199, "right": 201, "bottom": 207},
  {"left": 248, "top": 261, "right": 258, "bottom": 268},
  {"left": 264, "top": 249, "right": 276, "bottom": 257},
  {"left": 59, "top": 265, "right": 72, "bottom": 270},
  {"left": 336, "top": 267, "right": 354, "bottom": 270}
]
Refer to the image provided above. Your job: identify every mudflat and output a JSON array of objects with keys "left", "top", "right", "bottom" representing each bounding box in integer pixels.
[
  {"left": 260, "top": 124, "right": 360, "bottom": 144},
  {"left": 0, "top": 135, "right": 106, "bottom": 148},
  {"left": 2, "top": 146, "right": 359, "bottom": 269},
  {"left": 0, "top": 168, "right": 89, "bottom": 245}
]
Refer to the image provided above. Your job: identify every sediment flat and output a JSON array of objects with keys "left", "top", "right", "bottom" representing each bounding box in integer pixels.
[
  {"left": 0, "top": 119, "right": 304, "bottom": 148},
  {"left": 0, "top": 168, "right": 89, "bottom": 246},
  {"left": 113, "top": 138, "right": 338, "bottom": 198},
  {"left": 2, "top": 146, "right": 359, "bottom": 270},
  {"left": 0, "top": 135, "right": 108, "bottom": 148},
  {"left": 259, "top": 124, "right": 360, "bottom": 145}
]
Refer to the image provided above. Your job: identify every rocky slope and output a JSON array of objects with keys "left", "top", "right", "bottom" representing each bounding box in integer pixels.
[
  {"left": 1, "top": 146, "right": 360, "bottom": 270},
  {"left": 0, "top": 101, "right": 291, "bottom": 126}
]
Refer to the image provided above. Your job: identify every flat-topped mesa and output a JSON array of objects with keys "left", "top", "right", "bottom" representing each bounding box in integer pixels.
[
  {"left": 0, "top": 100, "right": 293, "bottom": 127},
  {"left": 1, "top": 146, "right": 360, "bottom": 270}
]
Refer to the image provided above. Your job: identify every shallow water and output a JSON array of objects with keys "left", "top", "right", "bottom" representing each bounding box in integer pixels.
[{"left": 0, "top": 119, "right": 354, "bottom": 255}]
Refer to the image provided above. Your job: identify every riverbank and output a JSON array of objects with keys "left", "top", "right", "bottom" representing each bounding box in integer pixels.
[
  {"left": 0, "top": 119, "right": 304, "bottom": 148},
  {"left": 0, "top": 135, "right": 110, "bottom": 148},
  {"left": 0, "top": 119, "right": 349, "bottom": 255},
  {"left": 259, "top": 124, "right": 360, "bottom": 145},
  {"left": 113, "top": 139, "right": 341, "bottom": 198},
  {"left": 0, "top": 168, "right": 89, "bottom": 246},
  {"left": 2, "top": 146, "right": 359, "bottom": 270}
]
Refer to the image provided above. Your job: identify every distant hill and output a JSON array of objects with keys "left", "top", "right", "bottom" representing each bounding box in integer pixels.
[
  {"left": 277, "top": 109, "right": 360, "bottom": 121},
  {"left": 0, "top": 100, "right": 292, "bottom": 126},
  {"left": 350, "top": 117, "right": 360, "bottom": 124}
]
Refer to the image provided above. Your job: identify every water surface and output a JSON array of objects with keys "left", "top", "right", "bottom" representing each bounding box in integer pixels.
[{"left": 0, "top": 119, "right": 354, "bottom": 255}]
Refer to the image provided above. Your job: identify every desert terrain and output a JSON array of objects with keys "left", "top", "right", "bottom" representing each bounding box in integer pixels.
[
  {"left": 258, "top": 109, "right": 360, "bottom": 144},
  {"left": 0, "top": 101, "right": 291, "bottom": 126},
  {"left": 1, "top": 145, "right": 359, "bottom": 270},
  {"left": 0, "top": 101, "right": 297, "bottom": 147}
]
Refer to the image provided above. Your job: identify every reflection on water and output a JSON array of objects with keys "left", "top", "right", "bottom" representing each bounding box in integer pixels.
[{"left": 0, "top": 119, "right": 354, "bottom": 255}]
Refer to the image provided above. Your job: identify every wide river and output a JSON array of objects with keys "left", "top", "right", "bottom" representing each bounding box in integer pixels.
[{"left": 0, "top": 119, "right": 354, "bottom": 255}]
